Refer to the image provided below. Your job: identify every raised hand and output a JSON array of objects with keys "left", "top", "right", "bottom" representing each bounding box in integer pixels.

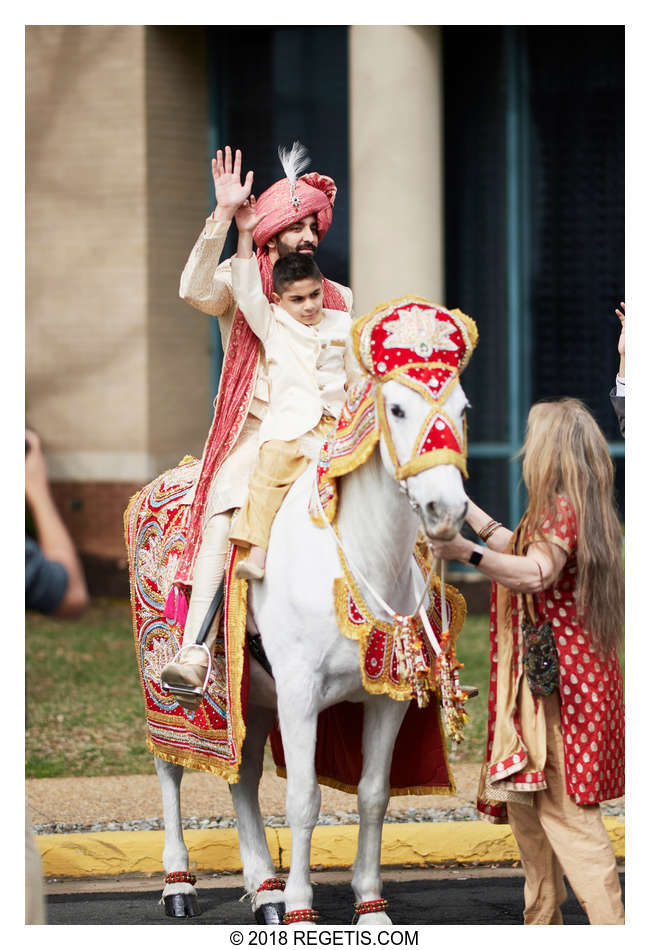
[
  {"left": 615, "top": 301, "right": 625, "bottom": 357},
  {"left": 235, "top": 194, "right": 266, "bottom": 234},
  {"left": 212, "top": 146, "right": 254, "bottom": 219},
  {"left": 615, "top": 301, "right": 625, "bottom": 379}
]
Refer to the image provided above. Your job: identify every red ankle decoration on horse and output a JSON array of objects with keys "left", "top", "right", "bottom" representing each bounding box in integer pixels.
[
  {"left": 352, "top": 898, "right": 389, "bottom": 922},
  {"left": 283, "top": 908, "right": 320, "bottom": 924},
  {"left": 163, "top": 871, "right": 197, "bottom": 886},
  {"left": 257, "top": 877, "right": 286, "bottom": 893}
]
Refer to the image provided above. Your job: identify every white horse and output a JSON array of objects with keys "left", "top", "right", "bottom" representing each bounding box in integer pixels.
[{"left": 150, "top": 300, "right": 476, "bottom": 924}]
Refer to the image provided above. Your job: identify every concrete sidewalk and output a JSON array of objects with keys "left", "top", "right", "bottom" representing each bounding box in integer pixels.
[{"left": 27, "top": 763, "right": 624, "bottom": 879}]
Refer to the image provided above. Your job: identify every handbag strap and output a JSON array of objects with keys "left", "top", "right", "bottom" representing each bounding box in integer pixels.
[{"left": 522, "top": 560, "right": 545, "bottom": 626}]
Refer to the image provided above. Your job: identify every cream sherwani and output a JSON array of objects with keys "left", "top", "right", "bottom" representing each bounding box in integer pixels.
[
  {"left": 229, "top": 254, "right": 355, "bottom": 550},
  {"left": 179, "top": 216, "right": 354, "bottom": 517},
  {"left": 231, "top": 255, "right": 355, "bottom": 447}
]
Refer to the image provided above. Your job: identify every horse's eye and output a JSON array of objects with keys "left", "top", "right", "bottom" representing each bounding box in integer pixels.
[{"left": 390, "top": 405, "right": 405, "bottom": 419}]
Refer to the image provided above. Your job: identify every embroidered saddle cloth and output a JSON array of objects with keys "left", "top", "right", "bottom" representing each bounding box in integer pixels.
[
  {"left": 126, "top": 457, "right": 463, "bottom": 793},
  {"left": 125, "top": 457, "right": 249, "bottom": 782}
]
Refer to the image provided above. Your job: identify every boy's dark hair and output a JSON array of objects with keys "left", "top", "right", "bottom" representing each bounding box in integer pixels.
[{"left": 272, "top": 252, "right": 322, "bottom": 295}]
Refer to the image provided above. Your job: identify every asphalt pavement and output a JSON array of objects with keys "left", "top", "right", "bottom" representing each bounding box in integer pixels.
[{"left": 44, "top": 868, "right": 625, "bottom": 926}]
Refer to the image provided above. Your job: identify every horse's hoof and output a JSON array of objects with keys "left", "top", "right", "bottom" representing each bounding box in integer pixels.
[
  {"left": 164, "top": 892, "right": 201, "bottom": 917},
  {"left": 254, "top": 902, "right": 285, "bottom": 925}
]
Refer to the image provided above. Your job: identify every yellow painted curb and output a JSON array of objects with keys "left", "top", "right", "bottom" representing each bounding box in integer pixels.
[
  {"left": 38, "top": 829, "right": 279, "bottom": 879},
  {"left": 37, "top": 819, "right": 624, "bottom": 879}
]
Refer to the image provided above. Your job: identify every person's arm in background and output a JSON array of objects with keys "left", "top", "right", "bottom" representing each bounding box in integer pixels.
[
  {"left": 25, "top": 429, "right": 89, "bottom": 618},
  {"left": 615, "top": 301, "right": 625, "bottom": 385},
  {"left": 610, "top": 301, "right": 625, "bottom": 437}
]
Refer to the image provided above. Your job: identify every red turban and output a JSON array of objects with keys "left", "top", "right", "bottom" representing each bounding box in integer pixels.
[{"left": 253, "top": 172, "right": 337, "bottom": 248}]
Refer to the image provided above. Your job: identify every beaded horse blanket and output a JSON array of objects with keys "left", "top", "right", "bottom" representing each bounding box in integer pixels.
[
  {"left": 125, "top": 457, "right": 249, "bottom": 783},
  {"left": 125, "top": 457, "right": 462, "bottom": 793}
]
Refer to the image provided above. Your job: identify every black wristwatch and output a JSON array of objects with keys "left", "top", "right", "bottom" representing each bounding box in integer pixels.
[{"left": 468, "top": 545, "right": 483, "bottom": 567}]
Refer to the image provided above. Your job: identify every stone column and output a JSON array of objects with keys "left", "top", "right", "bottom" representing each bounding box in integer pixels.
[
  {"left": 349, "top": 26, "right": 445, "bottom": 315},
  {"left": 26, "top": 26, "right": 209, "bottom": 579}
]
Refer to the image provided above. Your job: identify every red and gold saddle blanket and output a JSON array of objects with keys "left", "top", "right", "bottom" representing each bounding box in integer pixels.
[
  {"left": 125, "top": 457, "right": 249, "bottom": 783},
  {"left": 125, "top": 457, "right": 460, "bottom": 794}
]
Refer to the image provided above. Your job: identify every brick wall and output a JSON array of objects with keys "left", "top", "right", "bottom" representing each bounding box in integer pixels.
[{"left": 50, "top": 482, "right": 142, "bottom": 597}]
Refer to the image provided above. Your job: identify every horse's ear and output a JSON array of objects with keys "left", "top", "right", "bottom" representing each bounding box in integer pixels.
[{"left": 449, "top": 308, "right": 479, "bottom": 368}]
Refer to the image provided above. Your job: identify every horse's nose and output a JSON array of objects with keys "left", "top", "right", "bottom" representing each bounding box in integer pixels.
[
  {"left": 423, "top": 499, "right": 468, "bottom": 541},
  {"left": 425, "top": 499, "right": 468, "bottom": 522}
]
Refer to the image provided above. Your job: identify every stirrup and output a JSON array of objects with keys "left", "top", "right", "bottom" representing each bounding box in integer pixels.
[{"left": 160, "top": 643, "right": 212, "bottom": 697}]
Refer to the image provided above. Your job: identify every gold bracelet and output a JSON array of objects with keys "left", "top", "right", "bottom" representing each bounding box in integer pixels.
[{"left": 478, "top": 519, "right": 502, "bottom": 542}]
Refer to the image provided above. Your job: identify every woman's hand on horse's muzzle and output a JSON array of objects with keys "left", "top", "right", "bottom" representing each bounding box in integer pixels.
[{"left": 428, "top": 533, "right": 472, "bottom": 563}]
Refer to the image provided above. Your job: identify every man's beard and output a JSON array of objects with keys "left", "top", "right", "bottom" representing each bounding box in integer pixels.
[{"left": 276, "top": 236, "right": 317, "bottom": 257}]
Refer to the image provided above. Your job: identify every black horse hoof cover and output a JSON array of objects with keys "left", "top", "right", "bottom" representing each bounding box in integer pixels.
[
  {"left": 254, "top": 902, "right": 285, "bottom": 925},
  {"left": 164, "top": 892, "right": 201, "bottom": 918}
]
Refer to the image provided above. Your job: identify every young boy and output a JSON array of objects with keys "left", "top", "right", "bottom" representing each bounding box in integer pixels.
[{"left": 230, "top": 194, "right": 355, "bottom": 579}]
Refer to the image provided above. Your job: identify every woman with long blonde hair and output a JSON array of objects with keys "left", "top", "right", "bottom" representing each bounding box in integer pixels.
[{"left": 430, "top": 398, "right": 624, "bottom": 925}]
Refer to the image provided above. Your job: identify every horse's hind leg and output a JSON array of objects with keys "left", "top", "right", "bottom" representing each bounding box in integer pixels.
[
  {"left": 229, "top": 703, "right": 285, "bottom": 923},
  {"left": 154, "top": 755, "right": 200, "bottom": 917},
  {"left": 352, "top": 696, "right": 408, "bottom": 925}
]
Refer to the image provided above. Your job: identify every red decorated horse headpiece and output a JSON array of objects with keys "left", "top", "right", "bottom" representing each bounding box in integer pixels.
[
  {"left": 352, "top": 296, "right": 477, "bottom": 381},
  {"left": 351, "top": 296, "right": 478, "bottom": 480},
  {"left": 311, "top": 296, "right": 478, "bottom": 526}
]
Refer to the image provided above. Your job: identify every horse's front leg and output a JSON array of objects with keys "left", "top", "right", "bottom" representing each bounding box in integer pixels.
[
  {"left": 277, "top": 692, "right": 321, "bottom": 926},
  {"left": 154, "top": 755, "right": 200, "bottom": 917},
  {"left": 229, "top": 698, "right": 285, "bottom": 924},
  {"left": 352, "top": 695, "right": 409, "bottom": 926}
]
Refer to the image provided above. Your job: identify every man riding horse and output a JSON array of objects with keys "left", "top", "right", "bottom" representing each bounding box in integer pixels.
[{"left": 161, "top": 144, "right": 353, "bottom": 703}]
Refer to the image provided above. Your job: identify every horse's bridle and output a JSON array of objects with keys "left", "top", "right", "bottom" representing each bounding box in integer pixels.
[{"left": 374, "top": 366, "right": 468, "bottom": 489}]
